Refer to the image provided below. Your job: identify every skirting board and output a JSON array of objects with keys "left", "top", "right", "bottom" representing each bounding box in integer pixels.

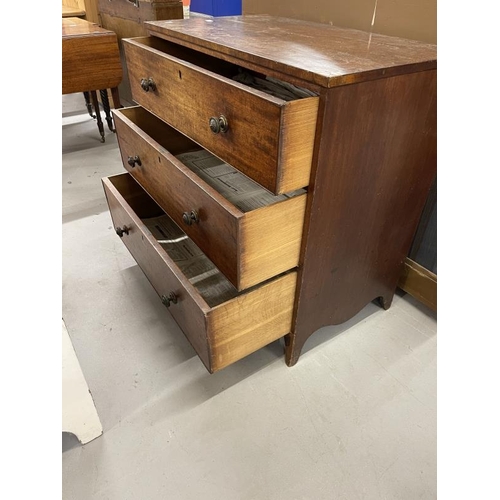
[{"left": 398, "top": 257, "right": 437, "bottom": 312}]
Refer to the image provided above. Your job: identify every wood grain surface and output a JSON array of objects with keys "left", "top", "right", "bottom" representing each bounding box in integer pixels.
[
  {"left": 286, "top": 69, "right": 437, "bottom": 365},
  {"left": 98, "top": 0, "right": 183, "bottom": 22},
  {"left": 145, "top": 15, "right": 437, "bottom": 88},
  {"left": 240, "top": 195, "right": 306, "bottom": 290},
  {"left": 398, "top": 258, "right": 437, "bottom": 312},
  {"left": 102, "top": 173, "right": 212, "bottom": 370},
  {"left": 113, "top": 107, "right": 242, "bottom": 287},
  {"left": 103, "top": 173, "right": 298, "bottom": 373},
  {"left": 123, "top": 36, "right": 318, "bottom": 194},
  {"left": 209, "top": 272, "right": 297, "bottom": 372},
  {"left": 62, "top": 18, "right": 122, "bottom": 94},
  {"left": 113, "top": 106, "right": 306, "bottom": 290}
]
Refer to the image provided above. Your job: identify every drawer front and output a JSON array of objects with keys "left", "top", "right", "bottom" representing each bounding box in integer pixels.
[
  {"left": 123, "top": 37, "right": 318, "bottom": 194},
  {"left": 113, "top": 106, "right": 241, "bottom": 287},
  {"left": 102, "top": 173, "right": 297, "bottom": 373},
  {"left": 102, "top": 174, "right": 212, "bottom": 370},
  {"left": 113, "top": 106, "right": 308, "bottom": 292}
]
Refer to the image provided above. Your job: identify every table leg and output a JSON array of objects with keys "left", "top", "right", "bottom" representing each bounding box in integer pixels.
[
  {"left": 99, "top": 89, "right": 115, "bottom": 132},
  {"left": 110, "top": 87, "right": 122, "bottom": 109},
  {"left": 83, "top": 92, "right": 94, "bottom": 118},
  {"left": 90, "top": 90, "right": 105, "bottom": 143}
]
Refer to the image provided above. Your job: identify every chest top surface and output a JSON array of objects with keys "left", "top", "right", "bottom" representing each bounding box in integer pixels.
[
  {"left": 145, "top": 15, "right": 437, "bottom": 87},
  {"left": 62, "top": 17, "right": 114, "bottom": 39}
]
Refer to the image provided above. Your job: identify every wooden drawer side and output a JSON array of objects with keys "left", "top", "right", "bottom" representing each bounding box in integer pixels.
[
  {"left": 102, "top": 175, "right": 213, "bottom": 370},
  {"left": 239, "top": 195, "right": 307, "bottom": 290},
  {"left": 208, "top": 272, "right": 297, "bottom": 372},
  {"left": 279, "top": 97, "right": 319, "bottom": 193},
  {"left": 113, "top": 108, "right": 242, "bottom": 287}
]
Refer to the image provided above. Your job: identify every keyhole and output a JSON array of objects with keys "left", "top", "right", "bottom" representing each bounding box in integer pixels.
[{"left": 178, "top": 70, "right": 182, "bottom": 79}]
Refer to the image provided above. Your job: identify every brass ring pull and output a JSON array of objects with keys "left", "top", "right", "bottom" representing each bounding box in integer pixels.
[{"left": 209, "top": 115, "right": 229, "bottom": 134}]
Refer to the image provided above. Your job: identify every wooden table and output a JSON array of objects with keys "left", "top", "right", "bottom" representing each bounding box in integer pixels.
[
  {"left": 62, "top": 17, "right": 123, "bottom": 141},
  {"left": 62, "top": 5, "right": 85, "bottom": 17}
]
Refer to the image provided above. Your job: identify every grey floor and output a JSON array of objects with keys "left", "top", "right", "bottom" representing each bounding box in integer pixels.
[{"left": 62, "top": 93, "right": 437, "bottom": 500}]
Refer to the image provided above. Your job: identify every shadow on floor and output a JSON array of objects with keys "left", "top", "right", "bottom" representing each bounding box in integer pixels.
[{"left": 62, "top": 432, "right": 82, "bottom": 453}]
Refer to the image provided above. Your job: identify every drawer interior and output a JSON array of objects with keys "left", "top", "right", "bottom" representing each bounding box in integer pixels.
[
  {"left": 119, "top": 106, "right": 306, "bottom": 212},
  {"left": 135, "top": 36, "right": 318, "bottom": 102},
  {"left": 108, "top": 173, "right": 243, "bottom": 307}
]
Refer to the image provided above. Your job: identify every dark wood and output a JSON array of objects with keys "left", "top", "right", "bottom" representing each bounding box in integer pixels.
[
  {"left": 83, "top": 91, "right": 94, "bottom": 117},
  {"left": 398, "top": 258, "right": 437, "bottom": 312},
  {"left": 123, "top": 36, "right": 318, "bottom": 194},
  {"left": 99, "top": 89, "right": 115, "bottom": 131},
  {"left": 98, "top": 1, "right": 183, "bottom": 106},
  {"left": 102, "top": 173, "right": 213, "bottom": 370},
  {"left": 285, "top": 69, "right": 437, "bottom": 365},
  {"left": 110, "top": 87, "right": 122, "bottom": 109},
  {"left": 62, "top": 17, "right": 122, "bottom": 95},
  {"left": 89, "top": 90, "right": 105, "bottom": 142},
  {"left": 98, "top": 0, "right": 183, "bottom": 23},
  {"left": 113, "top": 106, "right": 241, "bottom": 286},
  {"left": 102, "top": 173, "right": 297, "bottom": 373},
  {"left": 113, "top": 106, "right": 307, "bottom": 291},
  {"left": 145, "top": 15, "right": 437, "bottom": 88},
  {"left": 103, "top": 16, "right": 437, "bottom": 370}
]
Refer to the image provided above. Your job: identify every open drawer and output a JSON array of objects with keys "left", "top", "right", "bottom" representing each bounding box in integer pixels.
[
  {"left": 102, "top": 172, "right": 297, "bottom": 373},
  {"left": 113, "top": 105, "right": 307, "bottom": 291},
  {"left": 123, "top": 36, "right": 319, "bottom": 194}
]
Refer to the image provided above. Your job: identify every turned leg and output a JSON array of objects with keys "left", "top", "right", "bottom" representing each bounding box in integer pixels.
[
  {"left": 83, "top": 91, "right": 94, "bottom": 118},
  {"left": 99, "top": 89, "right": 115, "bottom": 132},
  {"left": 89, "top": 90, "right": 105, "bottom": 143}
]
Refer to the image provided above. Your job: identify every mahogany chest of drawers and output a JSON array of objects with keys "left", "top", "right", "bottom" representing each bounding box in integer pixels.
[{"left": 102, "top": 15, "right": 437, "bottom": 373}]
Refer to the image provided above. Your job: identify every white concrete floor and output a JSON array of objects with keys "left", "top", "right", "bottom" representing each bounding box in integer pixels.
[{"left": 62, "top": 93, "right": 437, "bottom": 500}]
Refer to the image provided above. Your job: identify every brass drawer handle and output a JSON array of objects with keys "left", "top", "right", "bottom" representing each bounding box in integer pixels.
[
  {"left": 182, "top": 210, "right": 199, "bottom": 226},
  {"left": 140, "top": 77, "right": 156, "bottom": 92},
  {"left": 209, "top": 115, "right": 229, "bottom": 134},
  {"left": 127, "top": 155, "right": 141, "bottom": 168},
  {"left": 115, "top": 225, "right": 129, "bottom": 237},
  {"left": 161, "top": 291, "right": 178, "bottom": 308}
]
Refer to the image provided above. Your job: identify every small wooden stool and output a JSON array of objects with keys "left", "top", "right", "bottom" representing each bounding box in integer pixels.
[{"left": 62, "top": 17, "right": 123, "bottom": 141}]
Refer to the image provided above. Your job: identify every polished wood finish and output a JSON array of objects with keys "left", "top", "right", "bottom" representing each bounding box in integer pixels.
[
  {"left": 398, "top": 258, "right": 437, "bottom": 312},
  {"left": 240, "top": 195, "right": 306, "bottom": 289},
  {"left": 113, "top": 106, "right": 307, "bottom": 290},
  {"left": 63, "top": 0, "right": 99, "bottom": 23},
  {"left": 62, "top": 5, "right": 85, "bottom": 17},
  {"left": 123, "top": 36, "right": 319, "bottom": 194},
  {"left": 145, "top": 16, "right": 437, "bottom": 88},
  {"left": 103, "top": 173, "right": 211, "bottom": 369},
  {"left": 98, "top": 0, "right": 183, "bottom": 106},
  {"left": 210, "top": 272, "right": 297, "bottom": 372},
  {"left": 103, "top": 173, "right": 297, "bottom": 373},
  {"left": 104, "top": 16, "right": 437, "bottom": 371},
  {"left": 98, "top": 0, "right": 183, "bottom": 23},
  {"left": 62, "top": 18, "right": 122, "bottom": 94},
  {"left": 286, "top": 69, "right": 437, "bottom": 365}
]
